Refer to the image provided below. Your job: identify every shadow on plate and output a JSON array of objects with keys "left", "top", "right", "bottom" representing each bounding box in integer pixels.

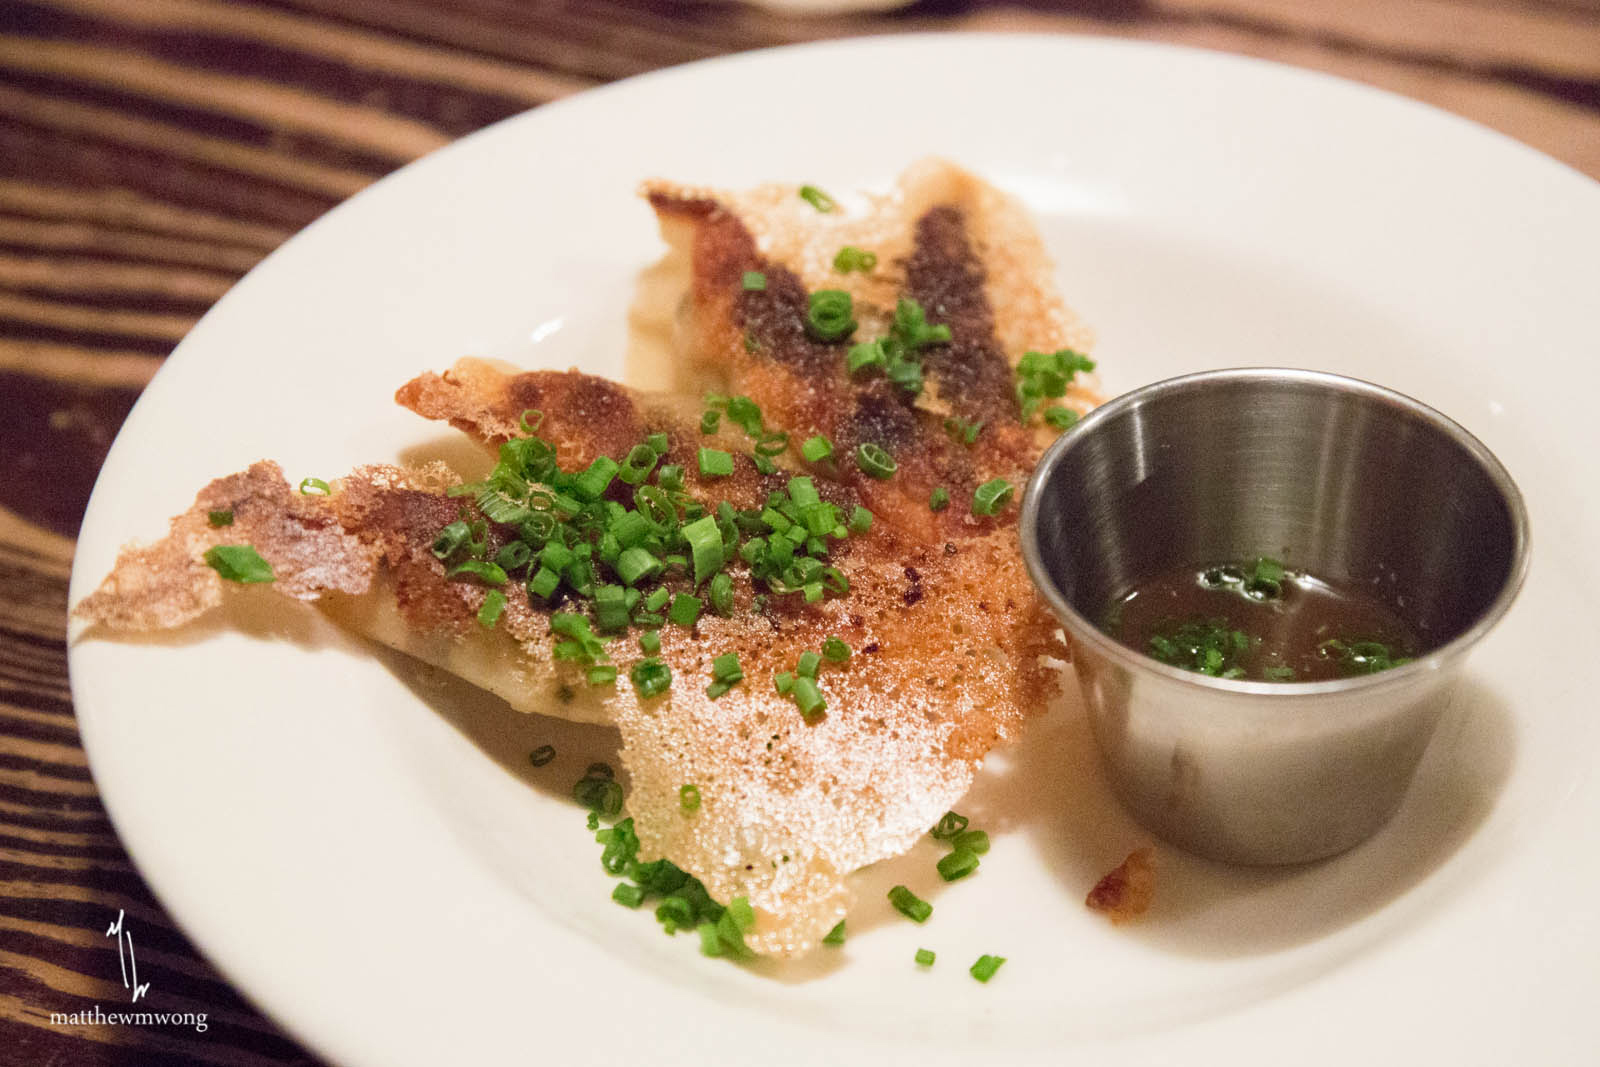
[{"left": 966, "top": 676, "right": 1515, "bottom": 958}]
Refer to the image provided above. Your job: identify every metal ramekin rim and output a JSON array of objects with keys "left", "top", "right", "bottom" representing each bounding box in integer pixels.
[{"left": 1018, "top": 367, "right": 1532, "bottom": 699}]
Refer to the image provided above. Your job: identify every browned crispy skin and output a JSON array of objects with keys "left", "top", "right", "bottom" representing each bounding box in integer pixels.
[
  {"left": 395, "top": 363, "right": 1067, "bottom": 952},
  {"left": 648, "top": 192, "right": 1043, "bottom": 547}
]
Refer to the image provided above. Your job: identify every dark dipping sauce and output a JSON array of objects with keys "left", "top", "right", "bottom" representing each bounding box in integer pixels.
[{"left": 1102, "top": 559, "right": 1423, "bottom": 683}]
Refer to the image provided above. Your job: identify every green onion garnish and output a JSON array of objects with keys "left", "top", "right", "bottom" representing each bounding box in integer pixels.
[
  {"left": 801, "top": 435, "right": 833, "bottom": 463},
  {"left": 682, "top": 514, "right": 724, "bottom": 585},
  {"left": 742, "top": 270, "right": 767, "bottom": 291},
  {"left": 855, "top": 443, "right": 896, "bottom": 479},
  {"left": 298, "top": 477, "right": 331, "bottom": 496},
  {"left": 969, "top": 955, "right": 1006, "bottom": 983},
  {"left": 929, "top": 487, "right": 950, "bottom": 511},
  {"left": 972, "top": 478, "right": 1014, "bottom": 516},
  {"left": 1016, "top": 348, "right": 1095, "bottom": 422},
  {"left": 207, "top": 509, "right": 234, "bottom": 527},
  {"left": 847, "top": 340, "right": 886, "bottom": 376},
  {"left": 477, "top": 590, "right": 507, "bottom": 628},
  {"left": 450, "top": 559, "right": 507, "bottom": 585},
  {"left": 798, "top": 184, "right": 836, "bottom": 212},
  {"left": 697, "top": 447, "right": 734, "bottom": 478},
  {"left": 888, "top": 885, "right": 932, "bottom": 923},
  {"left": 806, "top": 289, "right": 856, "bottom": 342},
  {"left": 667, "top": 593, "right": 701, "bottom": 628},
  {"left": 914, "top": 948, "right": 936, "bottom": 967},
  {"left": 822, "top": 637, "right": 850, "bottom": 663},
  {"left": 639, "top": 630, "right": 661, "bottom": 654},
  {"left": 833, "top": 246, "right": 877, "bottom": 273},
  {"left": 203, "top": 544, "right": 274, "bottom": 584},
  {"left": 587, "top": 665, "right": 617, "bottom": 686},
  {"left": 700, "top": 410, "right": 721, "bottom": 434},
  {"left": 612, "top": 883, "right": 646, "bottom": 909},
  {"left": 951, "top": 829, "right": 990, "bottom": 854},
  {"left": 630, "top": 658, "right": 672, "bottom": 699},
  {"left": 573, "top": 770, "right": 624, "bottom": 817},
  {"left": 931, "top": 811, "right": 969, "bottom": 840},
  {"left": 708, "top": 572, "right": 734, "bottom": 615},
  {"left": 823, "top": 920, "right": 846, "bottom": 946},
  {"left": 796, "top": 650, "right": 821, "bottom": 678},
  {"left": 1042, "top": 406, "right": 1079, "bottom": 431},
  {"left": 706, "top": 652, "right": 743, "bottom": 699},
  {"left": 679, "top": 784, "right": 701, "bottom": 813},
  {"left": 937, "top": 848, "right": 980, "bottom": 882},
  {"left": 848, "top": 506, "right": 872, "bottom": 535},
  {"left": 792, "top": 676, "right": 826, "bottom": 720}
]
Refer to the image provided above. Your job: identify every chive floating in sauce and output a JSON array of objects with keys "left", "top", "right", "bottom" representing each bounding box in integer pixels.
[{"left": 1102, "top": 558, "right": 1422, "bottom": 682}]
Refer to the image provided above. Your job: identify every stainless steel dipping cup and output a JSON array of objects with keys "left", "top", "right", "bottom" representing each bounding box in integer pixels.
[{"left": 1019, "top": 369, "right": 1529, "bottom": 865}]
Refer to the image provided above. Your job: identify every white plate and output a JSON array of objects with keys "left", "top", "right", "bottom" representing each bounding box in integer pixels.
[{"left": 69, "top": 34, "right": 1600, "bottom": 1066}]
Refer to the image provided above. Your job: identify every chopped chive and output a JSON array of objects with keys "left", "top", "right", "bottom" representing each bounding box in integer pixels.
[
  {"left": 937, "top": 848, "right": 980, "bottom": 882},
  {"left": 679, "top": 784, "right": 701, "bottom": 813},
  {"left": 855, "top": 443, "right": 896, "bottom": 479},
  {"left": 972, "top": 478, "right": 1014, "bottom": 516},
  {"left": 612, "top": 883, "right": 646, "bottom": 909},
  {"left": 888, "top": 885, "right": 932, "bottom": 923},
  {"left": 1042, "top": 406, "right": 1080, "bottom": 431},
  {"left": 806, "top": 289, "right": 856, "bottom": 342},
  {"left": 708, "top": 572, "right": 734, "bottom": 616},
  {"left": 823, "top": 920, "right": 846, "bottom": 946},
  {"left": 914, "top": 948, "right": 936, "bottom": 967},
  {"left": 477, "top": 589, "right": 507, "bottom": 628},
  {"left": 931, "top": 811, "right": 969, "bottom": 840},
  {"left": 711, "top": 652, "right": 743, "bottom": 682},
  {"left": 630, "top": 658, "right": 672, "bottom": 699},
  {"left": 206, "top": 508, "right": 234, "bottom": 527},
  {"left": 822, "top": 637, "right": 851, "bottom": 663},
  {"left": 801, "top": 435, "right": 834, "bottom": 463},
  {"left": 969, "top": 954, "right": 1006, "bottom": 983},
  {"left": 774, "top": 672, "right": 795, "bottom": 695},
  {"left": 450, "top": 559, "right": 507, "bottom": 585},
  {"left": 571, "top": 456, "right": 620, "bottom": 501},
  {"left": 698, "top": 447, "right": 734, "bottom": 478},
  {"left": 951, "top": 829, "right": 990, "bottom": 855},
  {"left": 298, "top": 477, "right": 331, "bottom": 496},
  {"left": 668, "top": 593, "right": 702, "bottom": 628},
  {"left": 847, "top": 340, "right": 887, "bottom": 376},
  {"left": 848, "top": 506, "right": 873, "bottom": 535},
  {"left": 646, "top": 432, "right": 670, "bottom": 455},
  {"left": 527, "top": 567, "right": 560, "bottom": 599},
  {"left": 798, "top": 184, "right": 836, "bottom": 212},
  {"left": 639, "top": 630, "right": 661, "bottom": 654},
  {"left": 700, "top": 410, "right": 721, "bottom": 434},
  {"left": 587, "top": 665, "right": 618, "bottom": 686},
  {"left": 616, "top": 546, "right": 664, "bottom": 587},
  {"left": 792, "top": 676, "right": 826, "bottom": 720},
  {"left": 683, "top": 514, "right": 724, "bottom": 585},
  {"left": 742, "top": 270, "right": 767, "bottom": 291},
  {"left": 832, "top": 245, "right": 877, "bottom": 273},
  {"left": 796, "top": 651, "right": 821, "bottom": 678},
  {"left": 528, "top": 744, "right": 556, "bottom": 766},
  {"left": 573, "top": 773, "right": 624, "bottom": 817},
  {"left": 929, "top": 487, "right": 950, "bottom": 511},
  {"left": 618, "top": 443, "right": 660, "bottom": 486},
  {"left": 643, "top": 586, "right": 670, "bottom": 613},
  {"left": 203, "top": 544, "right": 274, "bottom": 584}
]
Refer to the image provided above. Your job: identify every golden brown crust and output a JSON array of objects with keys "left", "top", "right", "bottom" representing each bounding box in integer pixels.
[
  {"left": 73, "top": 461, "right": 378, "bottom": 631},
  {"left": 79, "top": 162, "right": 1094, "bottom": 959}
]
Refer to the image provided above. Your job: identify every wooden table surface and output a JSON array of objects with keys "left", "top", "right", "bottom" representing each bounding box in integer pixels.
[{"left": 1, "top": 1, "right": 1596, "bottom": 1063}]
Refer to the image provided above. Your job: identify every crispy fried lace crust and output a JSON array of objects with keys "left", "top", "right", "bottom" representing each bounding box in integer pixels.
[{"left": 76, "top": 161, "right": 1093, "bottom": 957}]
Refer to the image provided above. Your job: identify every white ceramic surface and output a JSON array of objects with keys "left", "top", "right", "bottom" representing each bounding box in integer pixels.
[{"left": 68, "top": 34, "right": 1600, "bottom": 1067}]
